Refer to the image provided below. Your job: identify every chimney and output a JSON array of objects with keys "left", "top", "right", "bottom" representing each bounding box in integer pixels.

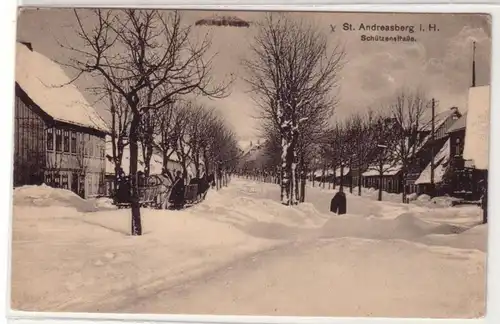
[
  {"left": 450, "top": 106, "right": 459, "bottom": 119},
  {"left": 20, "top": 41, "right": 33, "bottom": 51}
]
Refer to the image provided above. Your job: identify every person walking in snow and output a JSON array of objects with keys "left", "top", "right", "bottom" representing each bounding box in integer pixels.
[
  {"left": 169, "top": 171, "right": 185, "bottom": 210},
  {"left": 330, "top": 187, "right": 347, "bottom": 215}
]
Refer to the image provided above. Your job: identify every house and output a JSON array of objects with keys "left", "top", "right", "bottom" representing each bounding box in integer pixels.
[
  {"left": 442, "top": 113, "right": 469, "bottom": 197},
  {"left": 414, "top": 138, "right": 452, "bottom": 195},
  {"left": 312, "top": 165, "right": 351, "bottom": 188},
  {"left": 408, "top": 107, "right": 462, "bottom": 195},
  {"left": 361, "top": 164, "right": 402, "bottom": 193},
  {"left": 447, "top": 112, "right": 467, "bottom": 158},
  {"left": 14, "top": 41, "right": 110, "bottom": 198},
  {"left": 448, "top": 86, "right": 490, "bottom": 200},
  {"left": 463, "top": 86, "right": 490, "bottom": 171}
]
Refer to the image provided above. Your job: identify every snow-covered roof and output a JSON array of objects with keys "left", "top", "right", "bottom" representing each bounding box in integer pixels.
[
  {"left": 447, "top": 112, "right": 467, "bottom": 133},
  {"left": 15, "top": 42, "right": 110, "bottom": 133},
  {"left": 420, "top": 109, "right": 458, "bottom": 132},
  {"left": 414, "top": 138, "right": 451, "bottom": 185},
  {"left": 362, "top": 164, "right": 402, "bottom": 177},
  {"left": 313, "top": 169, "right": 332, "bottom": 177},
  {"left": 463, "top": 86, "right": 490, "bottom": 170}
]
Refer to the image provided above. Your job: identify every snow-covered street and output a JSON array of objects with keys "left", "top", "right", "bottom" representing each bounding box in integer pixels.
[{"left": 11, "top": 178, "right": 486, "bottom": 318}]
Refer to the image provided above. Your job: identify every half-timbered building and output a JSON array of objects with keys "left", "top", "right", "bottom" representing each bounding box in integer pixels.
[{"left": 14, "top": 41, "right": 110, "bottom": 198}]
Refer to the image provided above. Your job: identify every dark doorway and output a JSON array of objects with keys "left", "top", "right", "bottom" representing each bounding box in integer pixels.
[
  {"left": 78, "top": 174, "right": 85, "bottom": 198},
  {"left": 71, "top": 172, "right": 79, "bottom": 195}
]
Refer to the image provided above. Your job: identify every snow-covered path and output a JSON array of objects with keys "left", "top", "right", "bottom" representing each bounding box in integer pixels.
[
  {"left": 11, "top": 179, "right": 486, "bottom": 317},
  {"left": 123, "top": 238, "right": 484, "bottom": 318}
]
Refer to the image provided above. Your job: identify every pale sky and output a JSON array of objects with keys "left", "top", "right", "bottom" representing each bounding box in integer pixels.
[{"left": 17, "top": 9, "right": 491, "bottom": 143}]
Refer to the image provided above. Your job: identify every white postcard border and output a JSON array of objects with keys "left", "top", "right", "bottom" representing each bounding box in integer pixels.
[{"left": 1, "top": 1, "right": 499, "bottom": 324}]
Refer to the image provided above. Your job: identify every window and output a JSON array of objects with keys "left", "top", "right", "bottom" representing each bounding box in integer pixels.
[
  {"left": 45, "top": 172, "right": 52, "bottom": 186},
  {"left": 63, "top": 130, "right": 70, "bottom": 152},
  {"left": 89, "top": 135, "right": 94, "bottom": 157},
  {"left": 71, "top": 131, "right": 77, "bottom": 153},
  {"left": 61, "top": 173, "right": 69, "bottom": 189},
  {"left": 84, "top": 134, "right": 90, "bottom": 156},
  {"left": 46, "top": 128, "right": 54, "bottom": 150},
  {"left": 77, "top": 133, "right": 83, "bottom": 155},
  {"left": 455, "top": 138, "right": 462, "bottom": 157},
  {"left": 55, "top": 129, "right": 62, "bottom": 152},
  {"left": 94, "top": 173, "right": 99, "bottom": 195}
]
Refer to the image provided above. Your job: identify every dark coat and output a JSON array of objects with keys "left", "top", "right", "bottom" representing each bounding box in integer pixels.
[
  {"left": 169, "top": 176, "right": 185, "bottom": 208},
  {"left": 330, "top": 191, "right": 347, "bottom": 215}
]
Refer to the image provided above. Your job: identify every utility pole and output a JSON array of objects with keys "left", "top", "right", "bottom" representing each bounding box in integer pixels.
[
  {"left": 430, "top": 98, "right": 436, "bottom": 193},
  {"left": 472, "top": 41, "right": 476, "bottom": 87}
]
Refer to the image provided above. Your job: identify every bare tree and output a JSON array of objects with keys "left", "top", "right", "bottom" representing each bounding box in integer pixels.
[
  {"left": 138, "top": 109, "right": 160, "bottom": 178},
  {"left": 345, "top": 110, "right": 376, "bottom": 196},
  {"left": 363, "top": 115, "right": 400, "bottom": 201},
  {"left": 205, "top": 115, "right": 240, "bottom": 189},
  {"left": 244, "top": 13, "right": 345, "bottom": 205},
  {"left": 390, "top": 89, "right": 429, "bottom": 203},
  {"left": 103, "top": 83, "right": 131, "bottom": 192},
  {"left": 186, "top": 104, "right": 217, "bottom": 178},
  {"left": 156, "top": 101, "right": 187, "bottom": 181},
  {"left": 63, "top": 9, "right": 230, "bottom": 235},
  {"left": 175, "top": 105, "right": 194, "bottom": 180}
]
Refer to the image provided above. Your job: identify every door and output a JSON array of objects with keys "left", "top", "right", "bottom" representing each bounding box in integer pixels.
[
  {"left": 71, "top": 172, "right": 79, "bottom": 195},
  {"left": 78, "top": 174, "right": 86, "bottom": 198}
]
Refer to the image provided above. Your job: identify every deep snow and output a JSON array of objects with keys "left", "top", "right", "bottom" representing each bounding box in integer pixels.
[{"left": 11, "top": 179, "right": 486, "bottom": 318}]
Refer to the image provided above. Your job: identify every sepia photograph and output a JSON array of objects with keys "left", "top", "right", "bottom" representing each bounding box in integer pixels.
[{"left": 11, "top": 8, "right": 491, "bottom": 318}]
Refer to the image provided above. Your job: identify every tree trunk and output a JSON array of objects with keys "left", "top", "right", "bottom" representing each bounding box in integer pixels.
[
  {"left": 340, "top": 164, "right": 344, "bottom": 191},
  {"left": 203, "top": 149, "right": 210, "bottom": 175},
  {"left": 378, "top": 168, "right": 383, "bottom": 202},
  {"left": 322, "top": 165, "right": 326, "bottom": 189},
  {"left": 294, "top": 161, "right": 300, "bottom": 204},
  {"left": 401, "top": 172, "right": 407, "bottom": 203},
  {"left": 194, "top": 153, "right": 201, "bottom": 178},
  {"left": 299, "top": 156, "right": 306, "bottom": 202},
  {"left": 358, "top": 165, "right": 362, "bottom": 196},
  {"left": 281, "top": 137, "right": 291, "bottom": 205},
  {"left": 129, "top": 114, "right": 142, "bottom": 236},
  {"left": 349, "top": 160, "right": 353, "bottom": 194},
  {"left": 332, "top": 163, "right": 337, "bottom": 190},
  {"left": 143, "top": 142, "right": 153, "bottom": 178}
]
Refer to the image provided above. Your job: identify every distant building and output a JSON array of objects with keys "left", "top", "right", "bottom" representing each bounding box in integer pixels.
[
  {"left": 463, "top": 86, "right": 490, "bottom": 171},
  {"left": 360, "top": 107, "right": 461, "bottom": 195},
  {"left": 361, "top": 164, "right": 402, "bottom": 194},
  {"left": 446, "top": 86, "right": 490, "bottom": 200},
  {"left": 410, "top": 107, "right": 462, "bottom": 195},
  {"left": 13, "top": 42, "right": 109, "bottom": 198}
]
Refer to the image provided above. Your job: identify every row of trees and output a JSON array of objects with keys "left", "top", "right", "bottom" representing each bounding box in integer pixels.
[
  {"left": 242, "top": 13, "right": 435, "bottom": 205},
  {"left": 64, "top": 9, "right": 238, "bottom": 235},
  {"left": 256, "top": 87, "right": 434, "bottom": 204},
  {"left": 107, "top": 89, "right": 239, "bottom": 184},
  {"left": 312, "top": 89, "right": 432, "bottom": 203},
  {"left": 244, "top": 14, "right": 345, "bottom": 205}
]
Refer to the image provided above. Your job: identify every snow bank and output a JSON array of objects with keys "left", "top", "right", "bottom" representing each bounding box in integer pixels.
[
  {"left": 11, "top": 178, "right": 486, "bottom": 316},
  {"left": 319, "top": 212, "right": 474, "bottom": 243},
  {"left": 407, "top": 193, "right": 418, "bottom": 201},
  {"left": 418, "top": 194, "right": 431, "bottom": 202},
  {"left": 13, "top": 184, "right": 101, "bottom": 213},
  {"left": 420, "top": 224, "right": 488, "bottom": 252}
]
